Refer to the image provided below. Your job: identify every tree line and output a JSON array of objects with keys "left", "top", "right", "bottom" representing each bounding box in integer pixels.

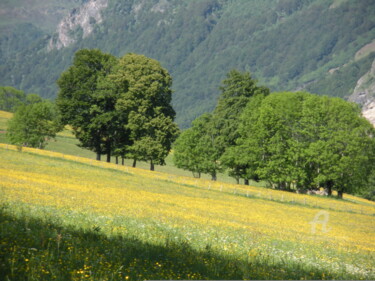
[
  {"left": 173, "top": 70, "right": 375, "bottom": 199},
  {"left": 3, "top": 49, "right": 375, "bottom": 199},
  {"left": 5, "top": 49, "right": 179, "bottom": 170}
]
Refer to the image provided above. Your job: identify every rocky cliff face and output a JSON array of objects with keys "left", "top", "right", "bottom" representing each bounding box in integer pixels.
[
  {"left": 48, "top": 0, "right": 108, "bottom": 50},
  {"left": 349, "top": 59, "right": 375, "bottom": 126}
]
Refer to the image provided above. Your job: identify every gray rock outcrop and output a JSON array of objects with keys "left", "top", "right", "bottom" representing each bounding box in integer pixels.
[
  {"left": 48, "top": 0, "right": 108, "bottom": 50},
  {"left": 349, "top": 58, "right": 375, "bottom": 126}
]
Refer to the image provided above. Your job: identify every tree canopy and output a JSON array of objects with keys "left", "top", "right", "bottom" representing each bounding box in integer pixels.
[
  {"left": 7, "top": 101, "right": 62, "bottom": 149},
  {"left": 112, "top": 53, "right": 179, "bottom": 170},
  {"left": 0, "top": 86, "right": 43, "bottom": 112},
  {"left": 57, "top": 49, "right": 178, "bottom": 170},
  {"left": 235, "top": 92, "right": 375, "bottom": 198},
  {"left": 56, "top": 48, "right": 118, "bottom": 161},
  {"left": 174, "top": 69, "right": 374, "bottom": 198},
  {"left": 174, "top": 69, "right": 269, "bottom": 180}
]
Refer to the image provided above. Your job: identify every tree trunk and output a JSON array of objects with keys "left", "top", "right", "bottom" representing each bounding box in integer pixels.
[
  {"left": 211, "top": 171, "right": 217, "bottom": 181},
  {"left": 106, "top": 141, "right": 111, "bottom": 163},
  {"left": 115, "top": 156, "right": 118, "bottom": 165},
  {"left": 193, "top": 172, "right": 201, "bottom": 178},
  {"left": 132, "top": 159, "right": 137, "bottom": 168},
  {"left": 122, "top": 157, "right": 124, "bottom": 165},
  {"left": 326, "top": 181, "right": 333, "bottom": 196},
  {"left": 244, "top": 179, "right": 249, "bottom": 185},
  {"left": 150, "top": 160, "right": 155, "bottom": 171},
  {"left": 337, "top": 190, "right": 343, "bottom": 199},
  {"left": 236, "top": 178, "right": 240, "bottom": 185},
  {"left": 96, "top": 153, "right": 101, "bottom": 161}
]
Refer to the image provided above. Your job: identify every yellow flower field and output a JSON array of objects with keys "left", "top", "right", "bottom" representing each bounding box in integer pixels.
[
  {"left": 0, "top": 110, "right": 12, "bottom": 119},
  {"left": 0, "top": 145, "right": 374, "bottom": 280}
]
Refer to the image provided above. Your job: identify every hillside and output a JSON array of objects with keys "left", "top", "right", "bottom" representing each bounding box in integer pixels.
[
  {"left": 0, "top": 110, "right": 247, "bottom": 183},
  {"left": 1, "top": 144, "right": 374, "bottom": 280},
  {"left": 0, "top": 0, "right": 375, "bottom": 127},
  {"left": 0, "top": 0, "right": 84, "bottom": 33}
]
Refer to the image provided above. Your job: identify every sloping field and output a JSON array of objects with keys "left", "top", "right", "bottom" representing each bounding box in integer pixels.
[
  {"left": 0, "top": 110, "right": 244, "bottom": 182},
  {"left": 0, "top": 145, "right": 374, "bottom": 280}
]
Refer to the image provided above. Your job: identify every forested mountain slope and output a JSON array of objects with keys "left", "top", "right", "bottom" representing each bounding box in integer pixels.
[{"left": 0, "top": 0, "right": 374, "bottom": 127}]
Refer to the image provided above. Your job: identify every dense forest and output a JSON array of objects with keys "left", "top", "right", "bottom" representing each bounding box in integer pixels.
[{"left": 0, "top": 0, "right": 374, "bottom": 127}]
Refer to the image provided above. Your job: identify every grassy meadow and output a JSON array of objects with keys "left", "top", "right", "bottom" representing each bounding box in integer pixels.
[
  {"left": 0, "top": 110, "right": 255, "bottom": 184},
  {"left": 1, "top": 110, "right": 375, "bottom": 280},
  {"left": 0, "top": 144, "right": 375, "bottom": 280}
]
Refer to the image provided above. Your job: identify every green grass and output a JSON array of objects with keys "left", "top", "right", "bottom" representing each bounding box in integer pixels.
[
  {"left": 44, "top": 134, "right": 246, "bottom": 184},
  {"left": 1, "top": 109, "right": 374, "bottom": 280},
  {"left": 1, "top": 148, "right": 374, "bottom": 280},
  {"left": 0, "top": 203, "right": 344, "bottom": 281},
  {"left": 0, "top": 110, "right": 259, "bottom": 185}
]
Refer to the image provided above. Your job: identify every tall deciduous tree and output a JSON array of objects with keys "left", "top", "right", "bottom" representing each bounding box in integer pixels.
[
  {"left": 112, "top": 53, "right": 179, "bottom": 170},
  {"left": 301, "top": 95, "right": 375, "bottom": 198},
  {"left": 173, "top": 113, "right": 221, "bottom": 179},
  {"left": 7, "top": 101, "right": 62, "bottom": 149},
  {"left": 221, "top": 93, "right": 266, "bottom": 184},
  {"left": 56, "top": 49, "right": 118, "bottom": 161},
  {"left": 173, "top": 126, "right": 205, "bottom": 178},
  {"left": 214, "top": 70, "right": 269, "bottom": 183},
  {"left": 213, "top": 70, "right": 269, "bottom": 153},
  {"left": 173, "top": 69, "right": 269, "bottom": 181}
]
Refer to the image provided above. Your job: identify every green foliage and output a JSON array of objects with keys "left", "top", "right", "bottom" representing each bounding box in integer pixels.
[
  {"left": 236, "top": 92, "right": 375, "bottom": 198},
  {"left": 113, "top": 53, "right": 179, "bottom": 169},
  {"left": 174, "top": 69, "right": 270, "bottom": 181},
  {"left": 0, "top": 86, "right": 45, "bottom": 113},
  {"left": 173, "top": 127, "right": 205, "bottom": 178},
  {"left": 56, "top": 48, "right": 118, "bottom": 160},
  {"left": 57, "top": 50, "right": 178, "bottom": 169},
  {"left": 360, "top": 169, "right": 375, "bottom": 201},
  {"left": 213, "top": 70, "right": 269, "bottom": 182},
  {"left": 6, "top": 101, "right": 62, "bottom": 148},
  {"left": 305, "top": 52, "right": 375, "bottom": 98},
  {"left": 0, "top": 86, "right": 26, "bottom": 112},
  {"left": 173, "top": 113, "right": 220, "bottom": 179},
  {"left": 220, "top": 93, "right": 266, "bottom": 183}
]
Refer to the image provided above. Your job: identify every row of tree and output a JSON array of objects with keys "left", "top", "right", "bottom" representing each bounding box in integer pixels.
[
  {"left": 56, "top": 49, "right": 179, "bottom": 170},
  {"left": 5, "top": 49, "right": 179, "bottom": 170},
  {"left": 173, "top": 70, "right": 375, "bottom": 198},
  {"left": 4, "top": 50, "right": 374, "bottom": 198}
]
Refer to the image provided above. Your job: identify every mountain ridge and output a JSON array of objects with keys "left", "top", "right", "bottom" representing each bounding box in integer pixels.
[{"left": 0, "top": 0, "right": 374, "bottom": 127}]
